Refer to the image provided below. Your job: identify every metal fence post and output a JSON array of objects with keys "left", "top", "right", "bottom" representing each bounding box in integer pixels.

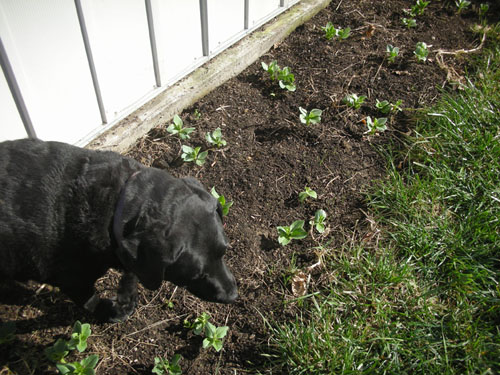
[
  {"left": 74, "top": 0, "right": 108, "bottom": 124},
  {"left": 199, "top": 0, "right": 209, "bottom": 56},
  {"left": 145, "top": 0, "right": 161, "bottom": 87},
  {"left": 244, "top": 0, "right": 249, "bottom": 30},
  {"left": 0, "top": 36, "right": 37, "bottom": 139}
]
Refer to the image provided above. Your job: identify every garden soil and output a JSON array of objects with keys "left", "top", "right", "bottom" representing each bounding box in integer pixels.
[{"left": 1, "top": 1, "right": 496, "bottom": 374}]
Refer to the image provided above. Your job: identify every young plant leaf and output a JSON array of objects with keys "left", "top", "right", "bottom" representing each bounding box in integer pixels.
[
  {"left": 181, "top": 145, "right": 207, "bottom": 166},
  {"left": 277, "top": 220, "right": 308, "bottom": 246},
  {"left": 152, "top": 354, "right": 182, "bottom": 375},
  {"left": 211, "top": 187, "right": 233, "bottom": 216},
  {"left": 167, "top": 115, "right": 195, "bottom": 140},
  {"left": 299, "top": 107, "right": 322, "bottom": 125},
  {"left": 298, "top": 187, "right": 317, "bottom": 203},
  {"left": 45, "top": 338, "right": 70, "bottom": 363},
  {"left": 206, "top": 127, "right": 227, "bottom": 148},
  {"left": 343, "top": 93, "right": 366, "bottom": 109},
  {"left": 202, "top": 322, "right": 229, "bottom": 352},
  {"left": 312, "top": 209, "right": 327, "bottom": 233}
]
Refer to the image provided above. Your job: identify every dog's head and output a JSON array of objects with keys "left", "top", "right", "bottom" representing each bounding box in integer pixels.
[{"left": 113, "top": 169, "right": 238, "bottom": 304}]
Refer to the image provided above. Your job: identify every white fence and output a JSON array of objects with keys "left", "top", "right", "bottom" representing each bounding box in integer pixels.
[{"left": 0, "top": 0, "right": 298, "bottom": 145}]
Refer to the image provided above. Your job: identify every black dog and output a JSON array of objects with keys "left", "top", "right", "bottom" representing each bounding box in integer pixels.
[{"left": 0, "top": 139, "right": 237, "bottom": 322}]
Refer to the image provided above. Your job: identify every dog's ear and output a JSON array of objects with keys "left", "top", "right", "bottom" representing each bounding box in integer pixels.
[{"left": 113, "top": 170, "right": 177, "bottom": 290}]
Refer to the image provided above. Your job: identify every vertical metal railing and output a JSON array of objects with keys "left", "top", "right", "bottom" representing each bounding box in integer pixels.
[
  {"left": 145, "top": 0, "right": 161, "bottom": 88},
  {"left": 244, "top": 0, "right": 250, "bottom": 29},
  {"left": 199, "top": 0, "right": 209, "bottom": 56},
  {"left": 0, "top": 36, "right": 37, "bottom": 139},
  {"left": 74, "top": 0, "right": 107, "bottom": 124}
]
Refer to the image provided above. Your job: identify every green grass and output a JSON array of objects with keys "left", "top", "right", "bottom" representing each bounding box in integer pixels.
[{"left": 261, "top": 44, "right": 500, "bottom": 374}]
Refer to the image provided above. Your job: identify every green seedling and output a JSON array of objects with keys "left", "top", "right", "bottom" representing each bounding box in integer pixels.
[
  {"left": 343, "top": 93, "right": 367, "bottom": 109},
  {"left": 205, "top": 127, "right": 227, "bottom": 148},
  {"left": 375, "top": 99, "right": 392, "bottom": 114},
  {"left": 192, "top": 108, "right": 202, "bottom": 120},
  {"left": 375, "top": 99, "right": 402, "bottom": 115},
  {"left": 261, "top": 60, "right": 280, "bottom": 81},
  {"left": 311, "top": 209, "right": 327, "bottom": 234},
  {"left": 181, "top": 145, "right": 207, "bottom": 166},
  {"left": 299, "top": 107, "right": 322, "bottom": 125},
  {"left": 455, "top": 0, "right": 471, "bottom": 14},
  {"left": 322, "top": 22, "right": 337, "bottom": 40},
  {"left": 152, "top": 354, "right": 182, "bottom": 375},
  {"left": 202, "top": 322, "right": 229, "bottom": 352},
  {"left": 56, "top": 355, "right": 99, "bottom": 375},
  {"left": 414, "top": 41, "right": 429, "bottom": 62},
  {"left": 211, "top": 187, "right": 233, "bottom": 216},
  {"left": 167, "top": 115, "right": 195, "bottom": 140},
  {"left": 262, "top": 60, "right": 296, "bottom": 92},
  {"left": 479, "top": 3, "right": 489, "bottom": 17},
  {"left": 365, "top": 116, "right": 388, "bottom": 135},
  {"left": 277, "top": 66, "right": 296, "bottom": 92},
  {"left": 0, "top": 321, "right": 16, "bottom": 345},
  {"left": 410, "top": 0, "right": 429, "bottom": 16},
  {"left": 390, "top": 99, "right": 403, "bottom": 113},
  {"left": 336, "top": 27, "right": 351, "bottom": 40},
  {"left": 298, "top": 187, "right": 317, "bottom": 203},
  {"left": 402, "top": 17, "right": 417, "bottom": 28},
  {"left": 321, "top": 22, "right": 350, "bottom": 40},
  {"left": 68, "top": 321, "right": 91, "bottom": 353},
  {"left": 45, "top": 338, "right": 70, "bottom": 363},
  {"left": 184, "top": 312, "right": 211, "bottom": 336},
  {"left": 386, "top": 44, "right": 399, "bottom": 63},
  {"left": 277, "top": 220, "right": 308, "bottom": 246}
]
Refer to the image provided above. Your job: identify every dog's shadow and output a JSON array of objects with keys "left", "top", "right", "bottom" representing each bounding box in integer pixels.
[
  {"left": 0, "top": 282, "right": 93, "bottom": 374},
  {"left": 0, "top": 281, "right": 91, "bottom": 333}
]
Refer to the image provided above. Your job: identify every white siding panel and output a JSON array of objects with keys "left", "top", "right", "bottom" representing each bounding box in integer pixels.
[
  {"left": 0, "top": 71, "right": 26, "bottom": 141},
  {"left": 0, "top": 0, "right": 102, "bottom": 144},
  {"left": 207, "top": 0, "right": 245, "bottom": 55},
  {"left": 249, "top": 0, "right": 281, "bottom": 28},
  {"left": 81, "top": 0, "right": 155, "bottom": 123},
  {"left": 153, "top": 0, "right": 204, "bottom": 85}
]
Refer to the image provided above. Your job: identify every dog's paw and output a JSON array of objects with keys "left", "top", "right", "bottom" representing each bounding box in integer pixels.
[{"left": 93, "top": 297, "right": 136, "bottom": 323}]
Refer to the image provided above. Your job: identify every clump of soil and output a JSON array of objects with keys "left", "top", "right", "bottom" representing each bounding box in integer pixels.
[{"left": 1, "top": 1, "right": 492, "bottom": 374}]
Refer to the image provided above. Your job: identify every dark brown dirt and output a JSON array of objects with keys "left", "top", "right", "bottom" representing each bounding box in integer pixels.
[{"left": 1, "top": 1, "right": 494, "bottom": 374}]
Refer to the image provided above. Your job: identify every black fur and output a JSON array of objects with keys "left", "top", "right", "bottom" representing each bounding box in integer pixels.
[{"left": 0, "top": 139, "right": 237, "bottom": 322}]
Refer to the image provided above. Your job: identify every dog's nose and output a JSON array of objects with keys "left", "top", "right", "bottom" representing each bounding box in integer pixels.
[{"left": 226, "top": 287, "right": 238, "bottom": 303}]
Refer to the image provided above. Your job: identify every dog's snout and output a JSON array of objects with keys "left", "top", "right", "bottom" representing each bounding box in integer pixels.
[{"left": 225, "top": 287, "right": 238, "bottom": 303}]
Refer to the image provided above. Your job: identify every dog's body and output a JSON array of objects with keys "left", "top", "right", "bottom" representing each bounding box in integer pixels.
[{"left": 0, "top": 139, "right": 237, "bottom": 321}]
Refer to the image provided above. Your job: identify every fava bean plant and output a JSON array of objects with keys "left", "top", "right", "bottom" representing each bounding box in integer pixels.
[
  {"left": 299, "top": 107, "right": 322, "bottom": 126},
  {"left": 211, "top": 187, "right": 233, "bottom": 216},
  {"left": 322, "top": 22, "right": 350, "bottom": 41},
  {"left": 181, "top": 145, "right": 208, "bottom": 166},
  {"left": 277, "top": 220, "right": 308, "bottom": 246},
  {"left": 184, "top": 313, "right": 229, "bottom": 352},
  {"left": 205, "top": 127, "right": 227, "bottom": 148},
  {"left": 44, "top": 321, "right": 99, "bottom": 375},
  {"left": 410, "top": 0, "right": 429, "bottom": 16},
  {"left": 343, "top": 93, "right": 366, "bottom": 109},
  {"left": 414, "top": 42, "right": 429, "bottom": 62},
  {"left": 299, "top": 187, "right": 317, "bottom": 203},
  {"left": 455, "top": 0, "right": 471, "bottom": 14},
  {"left": 261, "top": 60, "right": 296, "bottom": 92},
  {"left": 167, "top": 115, "right": 195, "bottom": 140},
  {"left": 365, "top": 116, "right": 388, "bottom": 135},
  {"left": 311, "top": 209, "right": 327, "bottom": 234},
  {"left": 386, "top": 44, "right": 399, "bottom": 63},
  {"left": 402, "top": 17, "right": 417, "bottom": 28},
  {"left": 152, "top": 355, "right": 182, "bottom": 375}
]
